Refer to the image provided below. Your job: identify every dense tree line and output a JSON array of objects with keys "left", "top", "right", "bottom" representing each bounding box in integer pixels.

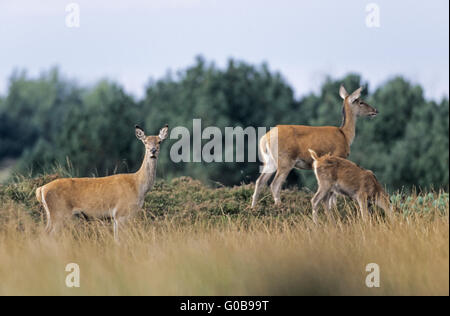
[{"left": 0, "top": 57, "right": 448, "bottom": 191}]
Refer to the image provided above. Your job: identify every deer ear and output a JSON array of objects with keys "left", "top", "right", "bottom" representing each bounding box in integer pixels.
[
  {"left": 348, "top": 87, "right": 363, "bottom": 103},
  {"left": 339, "top": 85, "right": 348, "bottom": 99},
  {"left": 135, "top": 125, "right": 146, "bottom": 141},
  {"left": 308, "top": 149, "right": 319, "bottom": 161},
  {"left": 159, "top": 124, "right": 169, "bottom": 141}
]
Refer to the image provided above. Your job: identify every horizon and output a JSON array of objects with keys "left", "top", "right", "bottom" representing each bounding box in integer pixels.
[{"left": 2, "top": 60, "right": 449, "bottom": 103}]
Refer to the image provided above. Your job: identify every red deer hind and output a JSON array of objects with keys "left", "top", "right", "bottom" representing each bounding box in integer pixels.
[{"left": 36, "top": 125, "right": 169, "bottom": 241}]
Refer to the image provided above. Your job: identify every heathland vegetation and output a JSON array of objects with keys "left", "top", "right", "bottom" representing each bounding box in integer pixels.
[{"left": 0, "top": 175, "right": 448, "bottom": 295}]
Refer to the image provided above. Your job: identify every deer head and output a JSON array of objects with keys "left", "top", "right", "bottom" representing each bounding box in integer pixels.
[
  {"left": 135, "top": 124, "right": 169, "bottom": 159},
  {"left": 339, "top": 85, "right": 378, "bottom": 118}
]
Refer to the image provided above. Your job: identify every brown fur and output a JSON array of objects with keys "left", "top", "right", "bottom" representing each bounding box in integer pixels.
[
  {"left": 252, "top": 85, "right": 378, "bottom": 207},
  {"left": 36, "top": 125, "right": 169, "bottom": 240},
  {"left": 309, "top": 149, "right": 392, "bottom": 223}
]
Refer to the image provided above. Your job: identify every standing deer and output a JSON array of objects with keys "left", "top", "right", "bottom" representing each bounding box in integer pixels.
[
  {"left": 36, "top": 124, "right": 169, "bottom": 241},
  {"left": 251, "top": 85, "right": 378, "bottom": 208},
  {"left": 308, "top": 149, "right": 392, "bottom": 223}
]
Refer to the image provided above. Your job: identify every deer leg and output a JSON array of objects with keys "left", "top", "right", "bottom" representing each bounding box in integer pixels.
[
  {"left": 44, "top": 193, "right": 70, "bottom": 235},
  {"left": 113, "top": 205, "right": 138, "bottom": 243},
  {"left": 270, "top": 168, "right": 292, "bottom": 205},
  {"left": 113, "top": 217, "right": 131, "bottom": 242},
  {"left": 323, "top": 192, "right": 337, "bottom": 224},
  {"left": 46, "top": 218, "right": 60, "bottom": 235},
  {"left": 48, "top": 211, "right": 68, "bottom": 235},
  {"left": 311, "top": 187, "right": 331, "bottom": 224},
  {"left": 357, "top": 195, "right": 369, "bottom": 222},
  {"left": 252, "top": 171, "right": 275, "bottom": 208},
  {"left": 112, "top": 207, "right": 122, "bottom": 243},
  {"left": 327, "top": 193, "right": 338, "bottom": 211},
  {"left": 113, "top": 218, "right": 119, "bottom": 242}
]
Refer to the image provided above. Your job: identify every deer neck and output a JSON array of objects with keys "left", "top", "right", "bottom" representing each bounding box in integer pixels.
[
  {"left": 340, "top": 102, "right": 357, "bottom": 146},
  {"left": 135, "top": 150, "right": 158, "bottom": 197}
]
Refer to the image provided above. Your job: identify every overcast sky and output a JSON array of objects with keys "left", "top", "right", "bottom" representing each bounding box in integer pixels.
[{"left": 0, "top": 0, "right": 448, "bottom": 100}]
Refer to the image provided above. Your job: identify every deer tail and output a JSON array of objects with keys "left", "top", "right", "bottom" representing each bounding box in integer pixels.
[{"left": 36, "top": 186, "right": 42, "bottom": 203}]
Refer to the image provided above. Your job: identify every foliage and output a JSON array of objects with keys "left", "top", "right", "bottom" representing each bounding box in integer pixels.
[{"left": 0, "top": 58, "right": 448, "bottom": 190}]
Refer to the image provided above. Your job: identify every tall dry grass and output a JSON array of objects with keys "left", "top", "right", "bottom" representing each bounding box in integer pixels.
[{"left": 0, "top": 175, "right": 448, "bottom": 295}]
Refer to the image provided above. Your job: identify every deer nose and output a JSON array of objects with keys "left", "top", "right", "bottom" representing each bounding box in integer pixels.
[{"left": 151, "top": 148, "right": 157, "bottom": 155}]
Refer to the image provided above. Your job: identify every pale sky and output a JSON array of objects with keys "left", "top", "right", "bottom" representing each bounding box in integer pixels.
[{"left": 0, "top": 0, "right": 448, "bottom": 100}]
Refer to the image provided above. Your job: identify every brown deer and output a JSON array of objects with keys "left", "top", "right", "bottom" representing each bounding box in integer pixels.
[
  {"left": 36, "top": 125, "right": 169, "bottom": 241},
  {"left": 309, "top": 149, "right": 392, "bottom": 223},
  {"left": 251, "top": 85, "right": 378, "bottom": 208}
]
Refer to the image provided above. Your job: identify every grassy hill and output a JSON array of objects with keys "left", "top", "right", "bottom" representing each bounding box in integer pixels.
[{"left": 0, "top": 174, "right": 448, "bottom": 295}]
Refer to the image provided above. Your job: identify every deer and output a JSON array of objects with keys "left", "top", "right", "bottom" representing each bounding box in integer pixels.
[
  {"left": 251, "top": 85, "right": 378, "bottom": 208},
  {"left": 35, "top": 124, "right": 169, "bottom": 241},
  {"left": 308, "top": 149, "right": 392, "bottom": 223}
]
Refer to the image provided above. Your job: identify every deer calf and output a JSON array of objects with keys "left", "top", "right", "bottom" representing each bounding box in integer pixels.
[{"left": 309, "top": 149, "right": 392, "bottom": 223}]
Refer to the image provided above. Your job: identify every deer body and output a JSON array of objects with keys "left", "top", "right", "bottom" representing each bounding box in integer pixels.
[
  {"left": 309, "top": 149, "right": 392, "bottom": 223},
  {"left": 36, "top": 125, "right": 168, "bottom": 241},
  {"left": 270, "top": 125, "right": 350, "bottom": 169},
  {"left": 251, "top": 85, "right": 378, "bottom": 207}
]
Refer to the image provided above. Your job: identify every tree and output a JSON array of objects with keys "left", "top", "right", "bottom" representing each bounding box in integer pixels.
[
  {"left": 0, "top": 68, "right": 83, "bottom": 161},
  {"left": 141, "top": 56, "right": 297, "bottom": 185},
  {"left": 0, "top": 112, "right": 38, "bottom": 158},
  {"left": 387, "top": 98, "right": 449, "bottom": 189},
  {"left": 0, "top": 60, "right": 447, "bottom": 191},
  {"left": 17, "top": 80, "right": 139, "bottom": 176}
]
